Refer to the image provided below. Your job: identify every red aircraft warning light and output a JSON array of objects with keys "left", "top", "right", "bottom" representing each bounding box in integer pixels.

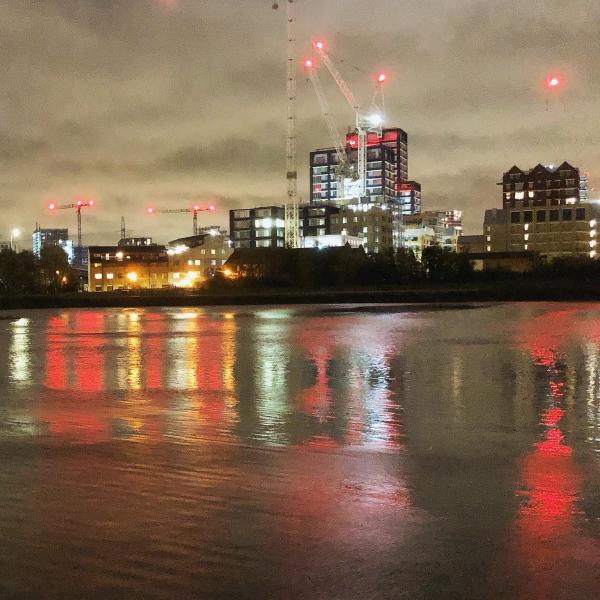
[
  {"left": 147, "top": 207, "right": 154, "bottom": 214},
  {"left": 304, "top": 58, "right": 314, "bottom": 69},
  {"left": 313, "top": 40, "right": 325, "bottom": 50},
  {"left": 546, "top": 75, "right": 561, "bottom": 89},
  {"left": 377, "top": 72, "right": 387, "bottom": 83}
]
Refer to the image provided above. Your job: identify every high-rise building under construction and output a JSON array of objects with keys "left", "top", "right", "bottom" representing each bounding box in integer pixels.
[{"left": 309, "top": 127, "right": 420, "bottom": 214}]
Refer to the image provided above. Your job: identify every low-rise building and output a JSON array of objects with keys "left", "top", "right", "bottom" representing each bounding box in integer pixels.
[
  {"left": 167, "top": 228, "right": 233, "bottom": 287},
  {"left": 466, "top": 251, "right": 537, "bottom": 273},
  {"left": 230, "top": 206, "right": 286, "bottom": 249},
  {"left": 88, "top": 244, "right": 169, "bottom": 292},
  {"left": 403, "top": 226, "right": 437, "bottom": 261},
  {"left": 484, "top": 202, "right": 600, "bottom": 258},
  {"left": 302, "top": 233, "right": 364, "bottom": 249},
  {"left": 457, "top": 235, "right": 485, "bottom": 254},
  {"left": 329, "top": 202, "right": 398, "bottom": 253}
]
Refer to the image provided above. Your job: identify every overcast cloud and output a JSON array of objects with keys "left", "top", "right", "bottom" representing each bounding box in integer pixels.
[{"left": 1, "top": 0, "right": 600, "bottom": 244}]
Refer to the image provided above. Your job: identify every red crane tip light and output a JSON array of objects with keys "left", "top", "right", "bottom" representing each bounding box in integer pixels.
[
  {"left": 193, "top": 205, "right": 200, "bottom": 211},
  {"left": 147, "top": 207, "right": 154, "bottom": 214},
  {"left": 546, "top": 76, "right": 561, "bottom": 88},
  {"left": 377, "top": 73, "right": 387, "bottom": 83},
  {"left": 313, "top": 40, "right": 324, "bottom": 50},
  {"left": 77, "top": 200, "right": 82, "bottom": 206},
  {"left": 209, "top": 205, "right": 215, "bottom": 211},
  {"left": 89, "top": 200, "right": 94, "bottom": 206},
  {"left": 304, "top": 59, "right": 313, "bottom": 68},
  {"left": 49, "top": 203, "right": 55, "bottom": 210}
]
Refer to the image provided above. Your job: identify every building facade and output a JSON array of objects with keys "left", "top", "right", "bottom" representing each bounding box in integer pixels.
[
  {"left": 32, "top": 226, "right": 74, "bottom": 263},
  {"left": 500, "top": 162, "right": 585, "bottom": 210},
  {"left": 404, "top": 210, "right": 463, "bottom": 255},
  {"left": 484, "top": 202, "right": 600, "bottom": 258},
  {"left": 167, "top": 229, "right": 233, "bottom": 286},
  {"left": 230, "top": 206, "right": 286, "bottom": 249},
  {"left": 88, "top": 245, "right": 169, "bottom": 292}
]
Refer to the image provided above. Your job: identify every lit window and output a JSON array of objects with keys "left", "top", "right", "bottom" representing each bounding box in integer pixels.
[
  {"left": 524, "top": 223, "right": 529, "bottom": 231},
  {"left": 486, "top": 236, "right": 491, "bottom": 242},
  {"left": 94, "top": 273, "right": 102, "bottom": 280},
  {"left": 342, "top": 217, "right": 347, "bottom": 224},
  {"left": 194, "top": 260, "right": 201, "bottom": 266},
  {"left": 188, "top": 260, "right": 193, "bottom": 266},
  {"left": 591, "top": 240, "right": 597, "bottom": 248},
  {"left": 363, "top": 227, "right": 368, "bottom": 233},
  {"left": 173, "top": 273, "right": 180, "bottom": 279},
  {"left": 210, "top": 249, "right": 216, "bottom": 255},
  {"left": 590, "top": 219, "right": 597, "bottom": 227},
  {"left": 211, "top": 260, "right": 217, "bottom": 266},
  {"left": 201, "top": 249, "right": 206, "bottom": 254},
  {"left": 106, "top": 273, "right": 114, "bottom": 280},
  {"left": 486, "top": 245, "right": 491, "bottom": 252},
  {"left": 528, "top": 191, "right": 535, "bottom": 198},
  {"left": 524, "top": 244, "right": 528, "bottom": 250},
  {"left": 591, "top": 230, "right": 597, "bottom": 238},
  {"left": 524, "top": 234, "right": 529, "bottom": 241},
  {"left": 515, "top": 191, "right": 524, "bottom": 200}
]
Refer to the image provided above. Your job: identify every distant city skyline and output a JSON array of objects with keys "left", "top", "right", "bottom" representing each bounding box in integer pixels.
[{"left": 2, "top": 0, "right": 600, "bottom": 243}]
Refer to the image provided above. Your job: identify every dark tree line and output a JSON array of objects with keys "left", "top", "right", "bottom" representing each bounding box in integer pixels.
[{"left": 0, "top": 247, "right": 79, "bottom": 295}]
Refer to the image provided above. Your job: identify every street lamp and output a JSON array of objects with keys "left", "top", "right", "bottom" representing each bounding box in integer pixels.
[{"left": 10, "top": 228, "right": 21, "bottom": 251}]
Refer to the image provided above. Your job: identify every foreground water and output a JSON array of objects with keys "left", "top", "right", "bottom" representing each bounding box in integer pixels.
[{"left": 0, "top": 303, "right": 599, "bottom": 599}]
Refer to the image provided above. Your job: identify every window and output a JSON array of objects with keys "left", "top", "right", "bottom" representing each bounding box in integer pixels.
[
  {"left": 536, "top": 210, "right": 546, "bottom": 222},
  {"left": 256, "top": 239, "right": 271, "bottom": 248},
  {"left": 524, "top": 211, "right": 533, "bottom": 223},
  {"left": 576, "top": 208, "right": 586, "bottom": 221},
  {"left": 194, "top": 259, "right": 201, "bottom": 266},
  {"left": 342, "top": 217, "right": 347, "bottom": 224},
  {"left": 549, "top": 210, "right": 559, "bottom": 222},
  {"left": 510, "top": 212, "right": 520, "bottom": 223},
  {"left": 562, "top": 209, "right": 572, "bottom": 221},
  {"left": 106, "top": 273, "right": 114, "bottom": 280},
  {"left": 255, "top": 208, "right": 272, "bottom": 218},
  {"left": 234, "top": 209, "right": 250, "bottom": 219},
  {"left": 234, "top": 219, "right": 250, "bottom": 228},
  {"left": 210, "top": 249, "right": 216, "bottom": 255}
]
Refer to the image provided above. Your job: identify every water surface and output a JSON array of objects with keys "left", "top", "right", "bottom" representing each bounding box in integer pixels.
[{"left": 0, "top": 303, "right": 599, "bottom": 599}]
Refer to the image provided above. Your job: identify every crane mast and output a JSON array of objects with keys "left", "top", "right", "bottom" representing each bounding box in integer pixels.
[{"left": 284, "top": 0, "right": 299, "bottom": 248}]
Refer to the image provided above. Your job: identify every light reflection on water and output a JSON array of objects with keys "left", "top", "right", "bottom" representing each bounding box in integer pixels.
[{"left": 1, "top": 304, "right": 600, "bottom": 598}]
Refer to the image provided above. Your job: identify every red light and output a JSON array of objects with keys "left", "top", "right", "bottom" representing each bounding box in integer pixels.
[
  {"left": 313, "top": 40, "right": 324, "bottom": 51},
  {"left": 304, "top": 59, "right": 313, "bottom": 69},
  {"left": 546, "top": 75, "right": 561, "bottom": 88},
  {"left": 209, "top": 205, "right": 215, "bottom": 211},
  {"left": 377, "top": 72, "right": 387, "bottom": 83},
  {"left": 89, "top": 200, "right": 94, "bottom": 206},
  {"left": 77, "top": 200, "right": 82, "bottom": 206},
  {"left": 49, "top": 203, "right": 55, "bottom": 210},
  {"left": 193, "top": 205, "right": 200, "bottom": 211},
  {"left": 147, "top": 207, "right": 154, "bottom": 214}
]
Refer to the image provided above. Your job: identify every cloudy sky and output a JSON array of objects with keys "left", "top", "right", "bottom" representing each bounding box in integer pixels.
[{"left": 2, "top": 0, "right": 600, "bottom": 244}]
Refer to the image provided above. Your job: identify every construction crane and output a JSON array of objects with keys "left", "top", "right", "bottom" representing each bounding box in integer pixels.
[
  {"left": 303, "top": 58, "right": 356, "bottom": 199},
  {"left": 313, "top": 40, "right": 384, "bottom": 199},
  {"left": 146, "top": 204, "right": 215, "bottom": 236},
  {"left": 48, "top": 198, "right": 94, "bottom": 250},
  {"left": 284, "top": 0, "right": 299, "bottom": 247}
]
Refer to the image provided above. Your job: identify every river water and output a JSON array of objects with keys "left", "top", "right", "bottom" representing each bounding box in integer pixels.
[{"left": 0, "top": 303, "right": 599, "bottom": 599}]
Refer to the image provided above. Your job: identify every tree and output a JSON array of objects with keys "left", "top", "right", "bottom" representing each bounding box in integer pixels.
[{"left": 39, "top": 246, "right": 77, "bottom": 292}]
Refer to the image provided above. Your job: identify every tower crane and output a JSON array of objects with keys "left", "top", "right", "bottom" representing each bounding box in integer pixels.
[
  {"left": 304, "top": 58, "right": 356, "bottom": 199},
  {"left": 312, "top": 40, "right": 384, "bottom": 199},
  {"left": 146, "top": 204, "right": 215, "bottom": 236},
  {"left": 48, "top": 198, "right": 94, "bottom": 250}
]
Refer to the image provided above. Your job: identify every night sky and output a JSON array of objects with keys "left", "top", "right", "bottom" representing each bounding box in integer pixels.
[{"left": 2, "top": 0, "right": 600, "bottom": 244}]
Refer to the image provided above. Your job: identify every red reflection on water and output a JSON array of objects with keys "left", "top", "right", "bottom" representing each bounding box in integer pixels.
[
  {"left": 144, "top": 313, "right": 165, "bottom": 390},
  {"left": 71, "top": 311, "right": 105, "bottom": 392},
  {"left": 46, "top": 316, "right": 67, "bottom": 390}
]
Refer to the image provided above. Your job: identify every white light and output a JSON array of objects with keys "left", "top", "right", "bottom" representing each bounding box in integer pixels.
[
  {"left": 10, "top": 228, "right": 21, "bottom": 239},
  {"left": 515, "top": 191, "right": 524, "bottom": 200},
  {"left": 367, "top": 114, "right": 383, "bottom": 127},
  {"left": 591, "top": 250, "right": 597, "bottom": 258},
  {"left": 209, "top": 229, "right": 218, "bottom": 236},
  {"left": 106, "top": 273, "right": 114, "bottom": 280},
  {"left": 591, "top": 240, "right": 597, "bottom": 248},
  {"left": 94, "top": 273, "right": 102, "bottom": 280},
  {"left": 590, "top": 219, "right": 597, "bottom": 227},
  {"left": 262, "top": 218, "right": 273, "bottom": 229},
  {"left": 590, "top": 230, "right": 597, "bottom": 238},
  {"left": 524, "top": 223, "right": 529, "bottom": 231},
  {"left": 116, "top": 251, "right": 124, "bottom": 260}
]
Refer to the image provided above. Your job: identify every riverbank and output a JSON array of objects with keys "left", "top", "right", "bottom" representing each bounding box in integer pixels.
[{"left": 1, "top": 280, "right": 600, "bottom": 309}]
